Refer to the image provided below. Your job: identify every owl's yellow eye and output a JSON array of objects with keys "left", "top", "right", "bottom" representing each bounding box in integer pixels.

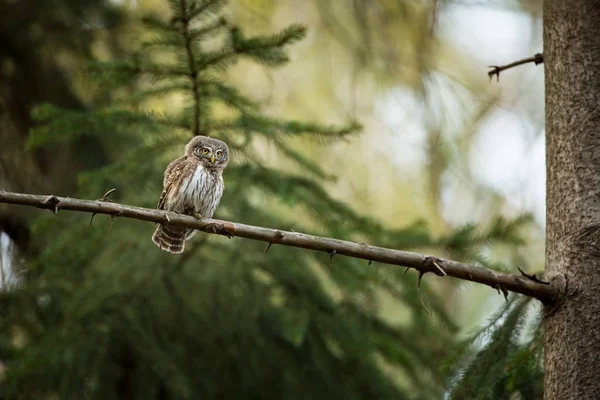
[
  {"left": 201, "top": 148, "right": 209, "bottom": 155},
  {"left": 216, "top": 151, "right": 223, "bottom": 157}
]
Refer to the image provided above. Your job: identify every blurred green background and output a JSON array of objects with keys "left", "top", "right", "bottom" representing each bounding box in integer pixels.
[{"left": 0, "top": 0, "right": 545, "bottom": 398}]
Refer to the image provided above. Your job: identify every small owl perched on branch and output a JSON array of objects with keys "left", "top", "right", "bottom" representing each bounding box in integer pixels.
[{"left": 152, "top": 135, "right": 229, "bottom": 254}]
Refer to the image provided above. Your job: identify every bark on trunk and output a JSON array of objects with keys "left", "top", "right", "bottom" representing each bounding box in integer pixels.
[{"left": 544, "top": 1, "right": 600, "bottom": 398}]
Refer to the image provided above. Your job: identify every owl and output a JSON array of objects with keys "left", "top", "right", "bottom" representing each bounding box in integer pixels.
[{"left": 152, "top": 135, "right": 229, "bottom": 254}]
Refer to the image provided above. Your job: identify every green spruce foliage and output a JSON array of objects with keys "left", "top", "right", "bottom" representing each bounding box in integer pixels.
[
  {"left": 0, "top": 0, "right": 539, "bottom": 399},
  {"left": 447, "top": 297, "right": 544, "bottom": 399}
]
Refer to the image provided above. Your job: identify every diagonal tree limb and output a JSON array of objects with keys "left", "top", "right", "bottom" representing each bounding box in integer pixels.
[
  {"left": 488, "top": 53, "right": 544, "bottom": 81},
  {"left": 0, "top": 190, "right": 558, "bottom": 302}
]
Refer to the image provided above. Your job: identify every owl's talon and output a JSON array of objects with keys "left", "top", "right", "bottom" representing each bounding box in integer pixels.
[{"left": 193, "top": 212, "right": 203, "bottom": 220}]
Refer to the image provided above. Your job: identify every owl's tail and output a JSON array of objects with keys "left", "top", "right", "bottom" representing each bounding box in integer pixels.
[{"left": 152, "top": 223, "right": 187, "bottom": 254}]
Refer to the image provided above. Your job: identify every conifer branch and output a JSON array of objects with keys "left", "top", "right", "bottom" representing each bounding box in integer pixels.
[
  {"left": 179, "top": 0, "right": 202, "bottom": 135},
  {"left": 0, "top": 190, "right": 557, "bottom": 302}
]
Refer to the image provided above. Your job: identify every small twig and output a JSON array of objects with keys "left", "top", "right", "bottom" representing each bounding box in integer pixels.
[
  {"left": 518, "top": 266, "right": 549, "bottom": 285},
  {"left": 328, "top": 250, "right": 336, "bottom": 270},
  {"left": 423, "top": 256, "right": 447, "bottom": 276},
  {"left": 264, "top": 231, "right": 285, "bottom": 253},
  {"left": 431, "top": 260, "right": 446, "bottom": 276},
  {"left": 493, "top": 283, "right": 509, "bottom": 302},
  {"left": 411, "top": 257, "right": 448, "bottom": 314},
  {"left": 99, "top": 188, "right": 116, "bottom": 202},
  {"left": 90, "top": 188, "right": 117, "bottom": 226},
  {"left": 417, "top": 271, "right": 430, "bottom": 315},
  {"left": 40, "top": 196, "right": 60, "bottom": 215},
  {"left": 488, "top": 53, "right": 544, "bottom": 82},
  {"left": 108, "top": 211, "right": 123, "bottom": 230}
]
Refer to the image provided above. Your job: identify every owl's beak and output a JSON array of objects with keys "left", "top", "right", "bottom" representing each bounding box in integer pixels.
[{"left": 210, "top": 155, "right": 215, "bottom": 163}]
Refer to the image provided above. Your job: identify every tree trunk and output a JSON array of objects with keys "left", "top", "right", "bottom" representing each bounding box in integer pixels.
[{"left": 544, "top": 1, "right": 600, "bottom": 398}]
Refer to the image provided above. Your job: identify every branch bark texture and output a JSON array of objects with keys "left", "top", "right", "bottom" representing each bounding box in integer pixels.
[
  {"left": 544, "top": 1, "right": 600, "bottom": 398},
  {"left": 0, "top": 190, "right": 556, "bottom": 302}
]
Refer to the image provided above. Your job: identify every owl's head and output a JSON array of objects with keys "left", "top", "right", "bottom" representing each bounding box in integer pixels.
[{"left": 185, "top": 135, "right": 229, "bottom": 170}]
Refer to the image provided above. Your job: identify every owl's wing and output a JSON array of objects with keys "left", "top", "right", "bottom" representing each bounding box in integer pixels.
[{"left": 157, "top": 156, "right": 188, "bottom": 210}]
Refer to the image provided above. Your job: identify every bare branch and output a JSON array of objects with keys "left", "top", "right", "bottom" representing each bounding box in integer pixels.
[
  {"left": 0, "top": 190, "right": 557, "bottom": 302},
  {"left": 488, "top": 53, "right": 544, "bottom": 82}
]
